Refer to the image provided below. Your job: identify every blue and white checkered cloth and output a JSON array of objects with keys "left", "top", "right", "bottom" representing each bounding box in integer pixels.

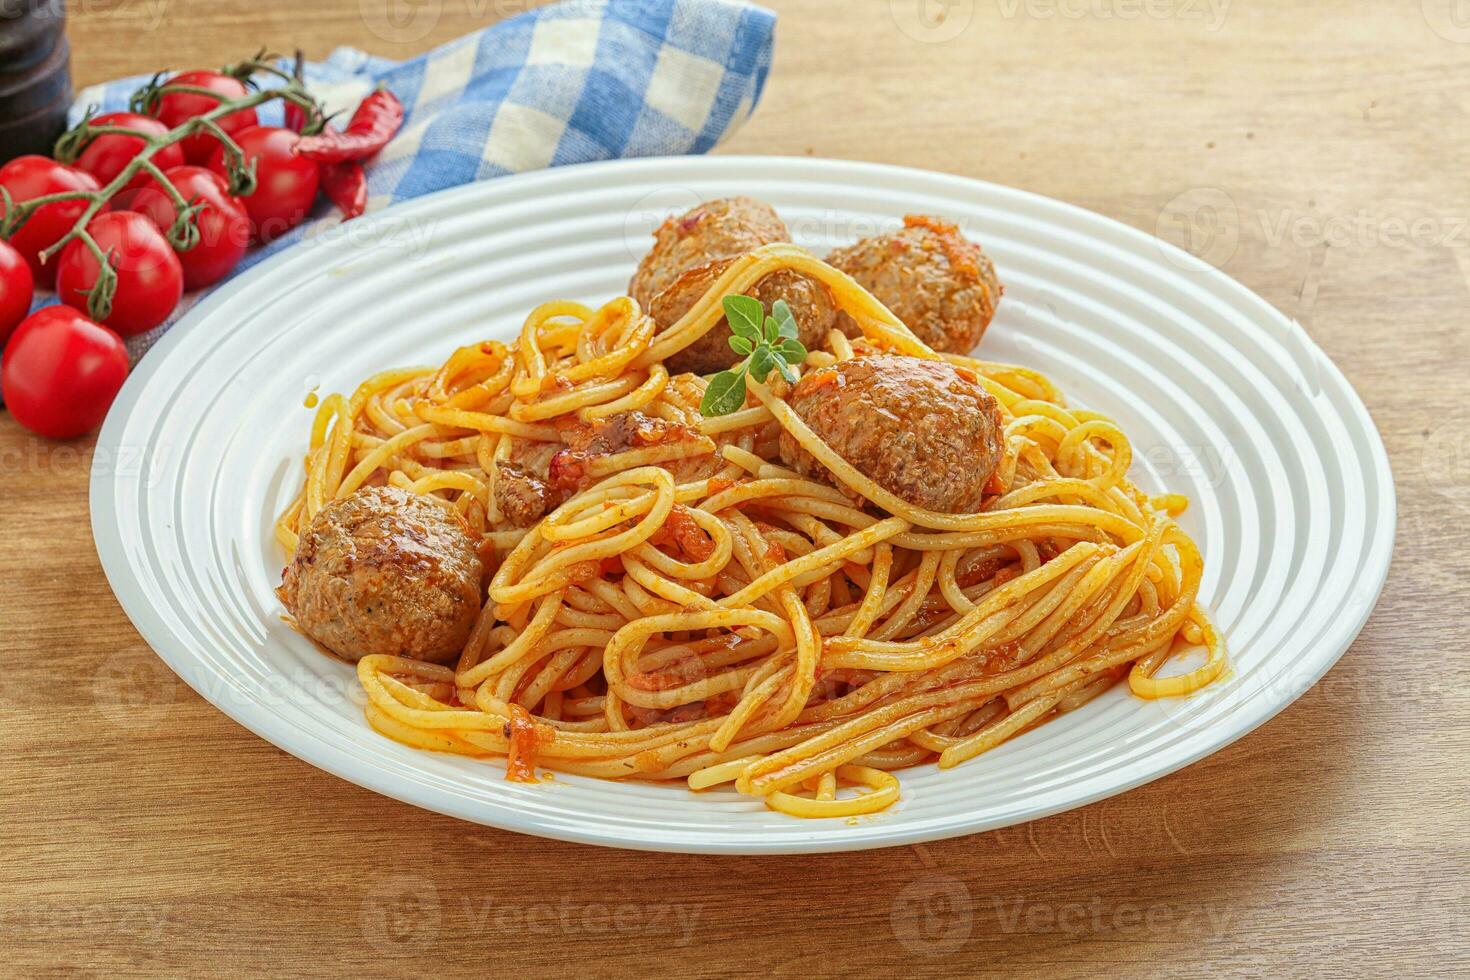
[{"left": 60, "top": 0, "right": 775, "bottom": 352}]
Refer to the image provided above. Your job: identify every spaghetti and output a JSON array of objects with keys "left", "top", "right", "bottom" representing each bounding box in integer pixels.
[{"left": 275, "top": 242, "right": 1227, "bottom": 818}]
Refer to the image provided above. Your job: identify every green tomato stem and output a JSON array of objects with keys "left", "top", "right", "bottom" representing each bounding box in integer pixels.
[
  {"left": 6, "top": 62, "right": 324, "bottom": 265},
  {"left": 76, "top": 229, "right": 118, "bottom": 323}
]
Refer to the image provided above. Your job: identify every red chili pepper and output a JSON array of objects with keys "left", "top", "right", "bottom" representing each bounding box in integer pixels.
[
  {"left": 296, "top": 86, "right": 403, "bottom": 163},
  {"left": 321, "top": 161, "right": 367, "bottom": 220}
]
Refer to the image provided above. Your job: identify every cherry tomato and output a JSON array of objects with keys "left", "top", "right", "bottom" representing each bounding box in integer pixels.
[
  {"left": 1, "top": 306, "right": 129, "bottom": 440},
  {"left": 0, "top": 238, "right": 35, "bottom": 345},
  {"left": 0, "top": 155, "right": 103, "bottom": 287},
  {"left": 55, "top": 211, "right": 183, "bottom": 337},
  {"left": 106, "top": 188, "right": 143, "bottom": 213},
  {"left": 206, "top": 126, "right": 319, "bottom": 243},
  {"left": 132, "top": 166, "right": 249, "bottom": 290},
  {"left": 73, "top": 111, "right": 187, "bottom": 195},
  {"left": 149, "top": 69, "right": 259, "bottom": 165}
]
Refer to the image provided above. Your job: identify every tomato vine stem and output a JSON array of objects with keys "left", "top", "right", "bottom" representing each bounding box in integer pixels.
[{"left": 0, "top": 56, "right": 327, "bottom": 322}]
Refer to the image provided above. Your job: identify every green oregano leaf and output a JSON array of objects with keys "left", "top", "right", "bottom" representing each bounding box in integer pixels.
[
  {"left": 702, "top": 294, "right": 812, "bottom": 415},
  {"left": 771, "top": 299, "right": 798, "bottom": 341},
  {"left": 748, "top": 346, "right": 777, "bottom": 384},
  {"left": 774, "top": 338, "right": 807, "bottom": 363},
  {"left": 700, "top": 366, "right": 748, "bottom": 416},
  {"left": 723, "top": 294, "right": 764, "bottom": 342}
]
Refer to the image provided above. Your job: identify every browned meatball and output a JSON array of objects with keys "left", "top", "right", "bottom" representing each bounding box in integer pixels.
[
  {"left": 629, "top": 196, "right": 788, "bottom": 307},
  {"left": 778, "top": 354, "right": 1006, "bottom": 514},
  {"left": 650, "top": 255, "right": 839, "bottom": 375},
  {"left": 630, "top": 197, "right": 838, "bottom": 376},
  {"left": 828, "top": 215, "right": 1002, "bottom": 354},
  {"left": 277, "top": 486, "right": 483, "bottom": 663}
]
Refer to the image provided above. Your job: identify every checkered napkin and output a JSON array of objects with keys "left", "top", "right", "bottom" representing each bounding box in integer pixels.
[{"left": 59, "top": 0, "right": 776, "bottom": 352}]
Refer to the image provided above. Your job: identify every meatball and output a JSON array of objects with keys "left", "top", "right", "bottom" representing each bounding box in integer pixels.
[
  {"left": 650, "top": 255, "right": 839, "bottom": 376},
  {"left": 629, "top": 196, "right": 788, "bottom": 307},
  {"left": 630, "top": 196, "right": 838, "bottom": 376},
  {"left": 828, "top": 215, "right": 1002, "bottom": 354},
  {"left": 494, "top": 462, "right": 557, "bottom": 528},
  {"left": 277, "top": 486, "right": 483, "bottom": 663},
  {"left": 778, "top": 354, "right": 1005, "bottom": 514}
]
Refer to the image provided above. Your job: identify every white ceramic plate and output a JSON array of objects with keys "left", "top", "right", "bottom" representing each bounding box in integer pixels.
[{"left": 90, "top": 157, "right": 1395, "bottom": 853}]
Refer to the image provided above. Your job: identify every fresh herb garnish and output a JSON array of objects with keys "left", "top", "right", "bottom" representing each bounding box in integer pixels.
[{"left": 699, "top": 296, "right": 808, "bottom": 416}]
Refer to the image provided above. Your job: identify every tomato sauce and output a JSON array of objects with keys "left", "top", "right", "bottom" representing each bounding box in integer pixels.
[
  {"left": 651, "top": 504, "right": 716, "bottom": 562},
  {"left": 504, "top": 703, "right": 544, "bottom": 783}
]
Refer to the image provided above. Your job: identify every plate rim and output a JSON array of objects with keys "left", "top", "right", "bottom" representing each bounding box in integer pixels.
[{"left": 89, "top": 154, "right": 1398, "bottom": 853}]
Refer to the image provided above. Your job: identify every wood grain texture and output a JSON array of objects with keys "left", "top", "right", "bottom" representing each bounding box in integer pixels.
[{"left": 4, "top": 1, "right": 1467, "bottom": 976}]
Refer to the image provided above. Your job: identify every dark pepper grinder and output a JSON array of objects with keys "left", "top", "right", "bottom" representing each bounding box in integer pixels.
[{"left": 0, "top": 0, "right": 70, "bottom": 164}]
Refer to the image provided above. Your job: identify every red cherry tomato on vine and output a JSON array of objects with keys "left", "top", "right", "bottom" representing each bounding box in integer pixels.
[
  {"left": 132, "top": 166, "right": 249, "bottom": 290},
  {"left": 1, "top": 306, "right": 129, "bottom": 440},
  {"left": 0, "top": 239, "right": 35, "bottom": 345},
  {"left": 55, "top": 211, "right": 183, "bottom": 337},
  {"left": 106, "top": 188, "right": 143, "bottom": 213},
  {"left": 206, "top": 126, "right": 320, "bottom": 243},
  {"left": 149, "top": 69, "right": 259, "bottom": 165},
  {"left": 74, "top": 111, "right": 187, "bottom": 195},
  {"left": 0, "top": 155, "right": 104, "bottom": 287}
]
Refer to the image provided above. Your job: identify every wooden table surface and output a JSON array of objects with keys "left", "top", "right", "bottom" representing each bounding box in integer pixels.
[{"left": 5, "top": 1, "right": 1467, "bottom": 976}]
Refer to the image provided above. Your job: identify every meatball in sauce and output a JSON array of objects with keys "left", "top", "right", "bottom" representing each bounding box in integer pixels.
[
  {"left": 778, "top": 354, "right": 1006, "bottom": 514},
  {"left": 828, "top": 215, "right": 1002, "bottom": 355},
  {"left": 277, "top": 486, "right": 483, "bottom": 663},
  {"left": 630, "top": 196, "right": 788, "bottom": 305},
  {"left": 630, "top": 197, "right": 838, "bottom": 375},
  {"left": 650, "top": 255, "right": 838, "bottom": 376}
]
